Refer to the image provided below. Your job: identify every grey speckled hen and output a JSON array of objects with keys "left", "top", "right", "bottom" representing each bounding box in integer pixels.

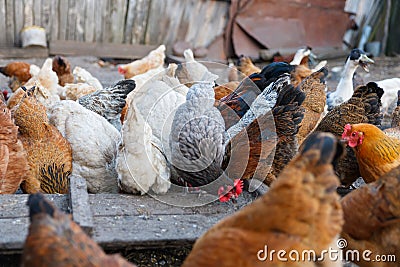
[
  {"left": 169, "top": 82, "right": 232, "bottom": 191},
  {"left": 78, "top": 79, "right": 135, "bottom": 130}
]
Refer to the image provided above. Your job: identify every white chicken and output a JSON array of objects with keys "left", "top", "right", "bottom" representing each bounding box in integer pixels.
[
  {"left": 23, "top": 58, "right": 61, "bottom": 108},
  {"left": 116, "top": 66, "right": 188, "bottom": 195},
  {"left": 376, "top": 78, "right": 400, "bottom": 115},
  {"left": 73, "top": 66, "right": 103, "bottom": 91},
  {"left": 175, "top": 49, "right": 219, "bottom": 87},
  {"left": 48, "top": 100, "right": 120, "bottom": 193},
  {"left": 118, "top": 44, "right": 166, "bottom": 79}
]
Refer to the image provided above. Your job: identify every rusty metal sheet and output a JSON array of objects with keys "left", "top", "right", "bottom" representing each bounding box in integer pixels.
[
  {"left": 232, "top": 22, "right": 265, "bottom": 59},
  {"left": 236, "top": 16, "right": 306, "bottom": 49}
]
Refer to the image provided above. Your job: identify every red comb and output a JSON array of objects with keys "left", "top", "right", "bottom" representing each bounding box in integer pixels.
[{"left": 118, "top": 66, "right": 126, "bottom": 74}]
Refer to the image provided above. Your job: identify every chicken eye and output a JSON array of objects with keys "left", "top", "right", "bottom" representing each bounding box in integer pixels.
[{"left": 351, "top": 132, "right": 356, "bottom": 137}]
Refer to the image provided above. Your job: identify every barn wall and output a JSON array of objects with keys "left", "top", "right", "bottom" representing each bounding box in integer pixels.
[{"left": 0, "top": 0, "right": 229, "bottom": 50}]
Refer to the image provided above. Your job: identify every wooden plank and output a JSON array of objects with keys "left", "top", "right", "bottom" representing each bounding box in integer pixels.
[
  {"left": 84, "top": 0, "right": 95, "bottom": 42},
  {"left": 41, "top": 0, "right": 51, "bottom": 41},
  {"left": 123, "top": 0, "right": 137, "bottom": 43},
  {"left": 75, "top": 0, "right": 85, "bottom": 41},
  {"left": 49, "top": 40, "right": 158, "bottom": 59},
  {"left": 144, "top": 0, "right": 166, "bottom": 45},
  {"left": 93, "top": 214, "right": 227, "bottom": 250},
  {"left": 32, "top": 0, "right": 41, "bottom": 26},
  {"left": 88, "top": 193, "right": 246, "bottom": 217},
  {"left": 0, "top": 195, "right": 69, "bottom": 219},
  {"left": 58, "top": 0, "right": 68, "bottom": 40},
  {"left": 131, "top": 0, "right": 151, "bottom": 44},
  {"left": 49, "top": 0, "right": 59, "bottom": 41},
  {"left": 5, "top": 0, "right": 14, "bottom": 46},
  {"left": 94, "top": 0, "right": 105, "bottom": 42},
  {"left": 102, "top": 0, "right": 112, "bottom": 43},
  {"left": 0, "top": 47, "right": 49, "bottom": 58},
  {"left": 66, "top": 0, "right": 77, "bottom": 40},
  {"left": 110, "top": 0, "right": 127, "bottom": 43},
  {"left": 68, "top": 175, "right": 94, "bottom": 236},
  {"left": 0, "top": 0, "right": 7, "bottom": 46},
  {"left": 0, "top": 195, "right": 69, "bottom": 252},
  {"left": 14, "top": 0, "right": 24, "bottom": 46}
]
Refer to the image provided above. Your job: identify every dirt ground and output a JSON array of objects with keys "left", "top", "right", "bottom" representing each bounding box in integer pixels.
[{"left": 1, "top": 54, "right": 400, "bottom": 91}]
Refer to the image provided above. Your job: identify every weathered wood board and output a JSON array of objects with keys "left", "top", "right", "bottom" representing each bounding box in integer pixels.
[
  {"left": 0, "top": 0, "right": 229, "bottom": 55},
  {"left": 0, "top": 175, "right": 254, "bottom": 254}
]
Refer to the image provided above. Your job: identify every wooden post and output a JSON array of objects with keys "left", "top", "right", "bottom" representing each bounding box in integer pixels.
[{"left": 68, "top": 175, "right": 94, "bottom": 236}]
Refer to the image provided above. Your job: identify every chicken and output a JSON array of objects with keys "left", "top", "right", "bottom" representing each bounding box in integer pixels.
[
  {"left": 62, "top": 83, "right": 97, "bottom": 101},
  {"left": 175, "top": 49, "right": 219, "bottom": 87},
  {"left": 116, "top": 64, "right": 189, "bottom": 195},
  {"left": 52, "top": 55, "right": 74, "bottom": 86},
  {"left": 297, "top": 67, "right": 328, "bottom": 144},
  {"left": 217, "top": 62, "right": 295, "bottom": 130},
  {"left": 236, "top": 55, "right": 261, "bottom": 77},
  {"left": 12, "top": 87, "right": 72, "bottom": 194},
  {"left": 390, "top": 90, "right": 400, "bottom": 128},
  {"left": 22, "top": 58, "right": 61, "bottom": 108},
  {"left": 78, "top": 80, "right": 136, "bottom": 130},
  {"left": 377, "top": 77, "right": 400, "bottom": 115},
  {"left": 183, "top": 132, "right": 344, "bottom": 267},
  {"left": 118, "top": 44, "right": 166, "bottom": 79},
  {"left": 268, "top": 84, "right": 306, "bottom": 181},
  {"left": 315, "top": 82, "right": 383, "bottom": 186},
  {"left": 22, "top": 193, "right": 136, "bottom": 267},
  {"left": 342, "top": 123, "right": 400, "bottom": 183},
  {"left": 0, "top": 61, "right": 31, "bottom": 91},
  {"left": 213, "top": 81, "right": 239, "bottom": 100},
  {"left": 224, "top": 81, "right": 305, "bottom": 186},
  {"left": 0, "top": 99, "right": 29, "bottom": 194},
  {"left": 73, "top": 66, "right": 103, "bottom": 91},
  {"left": 327, "top": 49, "right": 374, "bottom": 110},
  {"left": 169, "top": 82, "right": 241, "bottom": 201},
  {"left": 341, "top": 165, "right": 400, "bottom": 267},
  {"left": 48, "top": 100, "right": 120, "bottom": 193}
]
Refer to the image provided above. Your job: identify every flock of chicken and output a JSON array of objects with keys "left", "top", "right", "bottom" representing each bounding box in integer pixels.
[{"left": 1, "top": 44, "right": 400, "bottom": 266}]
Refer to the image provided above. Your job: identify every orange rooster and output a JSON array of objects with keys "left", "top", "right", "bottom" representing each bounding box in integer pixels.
[
  {"left": 183, "top": 132, "right": 344, "bottom": 267},
  {"left": 342, "top": 123, "right": 400, "bottom": 183},
  {"left": 0, "top": 61, "right": 31, "bottom": 91},
  {"left": 22, "top": 193, "right": 136, "bottom": 267}
]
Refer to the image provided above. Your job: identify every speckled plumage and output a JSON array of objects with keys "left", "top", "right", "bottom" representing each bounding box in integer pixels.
[
  {"left": 169, "top": 82, "right": 228, "bottom": 188},
  {"left": 78, "top": 79, "right": 136, "bottom": 129}
]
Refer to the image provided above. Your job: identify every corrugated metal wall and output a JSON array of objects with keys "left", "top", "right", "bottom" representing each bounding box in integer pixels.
[{"left": 0, "top": 0, "right": 229, "bottom": 49}]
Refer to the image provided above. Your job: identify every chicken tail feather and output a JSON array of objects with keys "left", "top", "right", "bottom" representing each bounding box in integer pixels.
[{"left": 300, "top": 132, "right": 344, "bottom": 165}]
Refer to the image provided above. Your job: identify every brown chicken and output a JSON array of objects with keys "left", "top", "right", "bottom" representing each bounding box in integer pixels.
[
  {"left": 0, "top": 98, "right": 29, "bottom": 193},
  {"left": 217, "top": 63, "right": 295, "bottom": 130},
  {"left": 22, "top": 193, "right": 136, "bottom": 267},
  {"left": 214, "top": 81, "right": 239, "bottom": 100},
  {"left": 314, "top": 82, "right": 383, "bottom": 186},
  {"left": 52, "top": 55, "right": 74, "bottom": 86},
  {"left": 236, "top": 55, "right": 261, "bottom": 77},
  {"left": 0, "top": 61, "right": 31, "bottom": 91},
  {"left": 183, "top": 132, "right": 344, "bottom": 267},
  {"left": 12, "top": 87, "right": 72, "bottom": 194},
  {"left": 341, "top": 165, "right": 400, "bottom": 267},
  {"left": 296, "top": 67, "right": 328, "bottom": 144},
  {"left": 390, "top": 90, "right": 400, "bottom": 128},
  {"left": 342, "top": 123, "right": 400, "bottom": 183},
  {"left": 290, "top": 64, "right": 313, "bottom": 87},
  {"left": 223, "top": 82, "right": 305, "bottom": 186}
]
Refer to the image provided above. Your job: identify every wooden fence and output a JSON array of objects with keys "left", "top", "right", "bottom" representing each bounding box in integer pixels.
[{"left": 0, "top": 0, "right": 229, "bottom": 51}]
